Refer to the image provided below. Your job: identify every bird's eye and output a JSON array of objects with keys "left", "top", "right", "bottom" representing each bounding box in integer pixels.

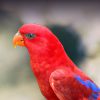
[{"left": 25, "top": 33, "right": 36, "bottom": 39}]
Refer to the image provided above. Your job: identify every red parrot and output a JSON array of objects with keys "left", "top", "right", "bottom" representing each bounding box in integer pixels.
[{"left": 13, "top": 24, "right": 100, "bottom": 100}]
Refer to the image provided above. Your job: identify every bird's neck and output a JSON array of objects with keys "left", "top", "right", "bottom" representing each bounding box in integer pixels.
[
  {"left": 27, "top": 34, "right": 76, "bottom": 78},
  {"left": 28, "top": 44, "right": 76, "bottom": 79}
]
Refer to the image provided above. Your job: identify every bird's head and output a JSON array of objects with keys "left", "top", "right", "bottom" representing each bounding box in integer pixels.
[{"left": 13, "top": 24, "right": 65, "bottom": 57}]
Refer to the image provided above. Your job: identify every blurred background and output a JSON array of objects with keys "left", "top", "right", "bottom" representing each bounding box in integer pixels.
[{"left": 0, "top": 1, "right": 100, "bottom": 100}]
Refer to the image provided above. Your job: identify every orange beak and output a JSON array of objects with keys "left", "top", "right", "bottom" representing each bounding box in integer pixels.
[{"left": 13, "top": 32, "right": 25, "bottom": 48}]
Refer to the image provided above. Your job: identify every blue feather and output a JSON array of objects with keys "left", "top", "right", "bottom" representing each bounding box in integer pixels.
[
  {"left": 75, "top": 76, "right": 100, "bottom": 100},
  {"left": 75, "top": 76, "right": 100, "bottom": 92}
]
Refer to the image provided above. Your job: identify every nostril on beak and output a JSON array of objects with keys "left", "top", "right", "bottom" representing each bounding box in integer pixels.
[
  {"left": 20, "top": 39, "right": 24, "bottom": 41},
  {"left": 13, "top": 32, "right": 25, "bottom": 47}
]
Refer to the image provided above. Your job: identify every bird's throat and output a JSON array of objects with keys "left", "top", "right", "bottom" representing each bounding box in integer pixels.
[
  {"left": 29, "top": 48, "right": 72, "bottom": 79},
  {"left": 27, "top": 38, "right": 76, "bottom": 79}
]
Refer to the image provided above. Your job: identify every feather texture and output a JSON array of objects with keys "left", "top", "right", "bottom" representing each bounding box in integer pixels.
[
  {"left": 13, "top": 24, "right": 100, "bottom": 100},
  {"left": 49, "top": 68, "right": 100, "bottom": 100}
]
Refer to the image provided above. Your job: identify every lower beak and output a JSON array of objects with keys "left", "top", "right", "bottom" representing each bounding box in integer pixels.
[{"left": 13, "top": 32, "right": 25, "bottom": 48}]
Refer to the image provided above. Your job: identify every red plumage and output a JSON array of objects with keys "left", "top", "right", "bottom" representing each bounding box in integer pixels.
[{"left": 13, "top": 24, "right": 100, "bottom": 100}]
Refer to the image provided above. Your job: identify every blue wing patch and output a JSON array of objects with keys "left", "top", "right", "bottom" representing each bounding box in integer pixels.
[
  {"left": 75, "top": 76, "right": 100, "bottom": 92},
  {"left": 75, "top": 76, "right": 100, "bottom": 100}
]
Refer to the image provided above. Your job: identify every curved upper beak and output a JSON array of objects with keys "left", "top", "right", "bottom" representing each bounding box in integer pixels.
[{"left": 13, "top": 32, "right": 25, "bottom": 48}]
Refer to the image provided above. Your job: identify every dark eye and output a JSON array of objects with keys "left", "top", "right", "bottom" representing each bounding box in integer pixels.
[{"left": 25, "top": 33, "right": 36, "bottom": 39}]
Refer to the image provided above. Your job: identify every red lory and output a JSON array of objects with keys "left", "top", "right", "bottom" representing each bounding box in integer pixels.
[{"left": 13, "top": 24, "right": 100, "bottom": 100}]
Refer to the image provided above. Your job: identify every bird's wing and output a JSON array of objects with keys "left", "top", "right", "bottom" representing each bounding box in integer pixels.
[{"left": 49, "top": 69, "right": 100, "bottom": 100}]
